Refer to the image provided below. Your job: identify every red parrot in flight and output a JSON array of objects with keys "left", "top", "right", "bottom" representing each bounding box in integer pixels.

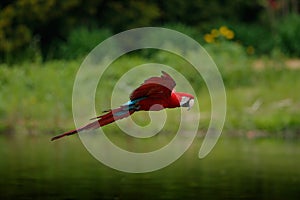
[{"left": 51, "top": 71, "right": 194, "bottom": 141}]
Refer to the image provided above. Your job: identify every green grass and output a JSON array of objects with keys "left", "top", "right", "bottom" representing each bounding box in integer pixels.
[
  {"left": 1, "top": 49, "right": 300, "bottom": 137},
  {"left": 225, "top": 68, "right": 300, "bottom": 134},
  {"left": 0, "top": 60, "right": 78, "bottom": 134}
]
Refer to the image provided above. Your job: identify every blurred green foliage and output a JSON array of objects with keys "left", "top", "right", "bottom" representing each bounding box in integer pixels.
[
  {"left": 2, "top": 0, "right": 300, "bottom": 62},
  {"left": 0, "top": 0, "right": 103, "bottom": 60},
  {"left": 276, "top": 14, "right": 300, "bottom": 57},
  {"left": 0, "top": 61, "right": 78, "bottom": 134},
  {"left": 56, "top": 27, "right": 112, "bottom": 59},
  {"left": 225, "top": 23, "right": 276, "bottom": 55},
  {"left": 1, "top": 52, "right": 300, "bottom": 135}
]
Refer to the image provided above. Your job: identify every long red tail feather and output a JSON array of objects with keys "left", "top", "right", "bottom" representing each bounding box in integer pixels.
[{"left": 51, "top": 107, "right": 134, "bottom": 141}]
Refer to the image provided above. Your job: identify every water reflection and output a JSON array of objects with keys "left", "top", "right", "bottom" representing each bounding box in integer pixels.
[{"left": 0, "top": 135, "right": 299, "bottom": 199}]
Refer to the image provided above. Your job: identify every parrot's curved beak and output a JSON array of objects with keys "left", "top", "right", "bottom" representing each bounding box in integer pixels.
[
  {"left": 187, "top": 99, "right": 194, "bottom": 111},
  {"left": 180, "top": 96, "right": 194, "bottom": 111}
]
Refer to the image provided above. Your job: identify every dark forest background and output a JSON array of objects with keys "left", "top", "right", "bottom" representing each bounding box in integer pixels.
[{"left": 1, "top": 0, "right": 299, "bottom": 63}]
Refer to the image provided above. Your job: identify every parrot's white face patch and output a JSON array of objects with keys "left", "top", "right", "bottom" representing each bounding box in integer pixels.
[
  {"left": 180, "top": 96, "right": 190, "bottom": 106},
  {"left": 179, "top": 96, "right": 194, "bottom": 111}
]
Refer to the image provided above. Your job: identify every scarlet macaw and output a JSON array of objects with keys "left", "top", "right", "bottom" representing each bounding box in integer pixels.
[{"left": 51, "top": 71, "right": 194, "bottom": 141}]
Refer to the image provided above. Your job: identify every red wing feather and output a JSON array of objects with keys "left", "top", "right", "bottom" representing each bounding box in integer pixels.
[{"left": 130, "top": 71, "right": 176, "bottom": 100}]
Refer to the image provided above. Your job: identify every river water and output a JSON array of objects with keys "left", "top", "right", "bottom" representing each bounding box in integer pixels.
[{"left": 0, "top": 135, "right": 299, "bottom": 199}]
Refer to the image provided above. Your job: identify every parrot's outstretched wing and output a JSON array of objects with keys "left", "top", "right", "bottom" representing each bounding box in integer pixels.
[{"left": 130, "top": 71, "right": 176, "bottom": 100}]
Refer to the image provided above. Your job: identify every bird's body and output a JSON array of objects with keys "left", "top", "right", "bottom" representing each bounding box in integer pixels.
[{"left": 51, "top": 71, "right": 194, "bottom": 141}]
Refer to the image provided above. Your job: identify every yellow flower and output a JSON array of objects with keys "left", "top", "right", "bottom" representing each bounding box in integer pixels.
[
  {"left": 211, "top": 29, "right": 219, "bottom": 37},
  {"left": 225, "top": 30, "right": 234, "bottom": 39},
  {"left": 219, "top": 26, "right": 235, "bottom": 40},
  {"left": 204, "top": 34, "right": 215, "bottom": 43},
  {"left": 219, "top": 26, "right": 229, "bottom": 36},
  {"left": 204, "top": 26, "right": 235, "bottom": 43}
]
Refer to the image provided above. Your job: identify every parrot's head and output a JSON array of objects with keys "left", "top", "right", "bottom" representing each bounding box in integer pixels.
[{"left": 176, "top": 92, "right": 195, "bottom": 111}]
